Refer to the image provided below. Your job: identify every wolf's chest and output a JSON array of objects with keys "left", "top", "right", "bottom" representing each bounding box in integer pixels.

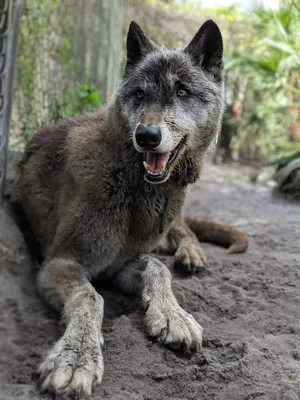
[
  {"left": 125, "top": 185, "right": 185, "bottom": 249},
  {"left": 130, "top": 194, "right": 167, "bottom": 239},
  {"left": 97, "top": 170, "right": 186, "bottom": 258}
]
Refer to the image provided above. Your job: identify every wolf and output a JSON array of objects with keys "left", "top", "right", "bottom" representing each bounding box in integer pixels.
[{"left": 16, "top": 20, "right": 248, "bottom": 398}]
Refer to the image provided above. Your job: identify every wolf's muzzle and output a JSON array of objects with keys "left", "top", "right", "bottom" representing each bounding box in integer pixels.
[{"left": 135, "top": 124, "right": 161, "bottom": 149}]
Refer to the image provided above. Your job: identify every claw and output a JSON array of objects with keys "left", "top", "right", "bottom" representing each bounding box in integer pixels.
[
  {"left": 191, "top": 265, "right": 196, "bottom": 275},
  {"left": 74, "top": 385, "right": 84, "bottom": 400}
]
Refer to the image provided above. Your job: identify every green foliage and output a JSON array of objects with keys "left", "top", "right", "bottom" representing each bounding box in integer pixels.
[
  {"left": 224, "top": 0, "right": 300, "bottom": 161},
  {"left": 52, "top": 84, "right": 102, "bottom": 122},
  {"left": 12, "top": 0, "right": 102, "bottom": 146},
  {"left": 220, "top": 0, "right": 300, "bottom": 196}
]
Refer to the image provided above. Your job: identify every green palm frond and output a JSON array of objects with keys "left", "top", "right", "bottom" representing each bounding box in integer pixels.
[
  {"left": 273, "top": 155, "right": 300, "bottom": 200},
  {"left": 278, "top": 54, "right": 300, "bottom": 74},
  {"left": 263, "top": 38, "right": 296, "bottom": 55},
  {"left": 274, "top": 158, "right": 300, "bottom": 184},
  {"left": 269, "top": 151, "right": 300, "bottom": 166}
]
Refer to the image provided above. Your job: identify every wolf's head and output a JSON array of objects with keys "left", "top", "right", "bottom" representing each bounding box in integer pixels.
[{"left": 118, "top": 20, "right": 225, "bottom": 185}]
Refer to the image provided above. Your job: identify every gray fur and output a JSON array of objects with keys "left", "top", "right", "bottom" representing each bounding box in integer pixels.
[{"left": 15, "top": 20, "right": 243, "bottom": 398}]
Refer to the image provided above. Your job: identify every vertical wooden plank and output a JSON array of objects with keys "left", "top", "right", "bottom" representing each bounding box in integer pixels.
[{"left": 0, "top": 0, "right": 22, "bottom": 200}]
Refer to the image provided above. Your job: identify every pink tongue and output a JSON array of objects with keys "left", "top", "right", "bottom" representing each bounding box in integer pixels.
[{"left": 146, "top": 152, "right": 170, "bottom": 173}]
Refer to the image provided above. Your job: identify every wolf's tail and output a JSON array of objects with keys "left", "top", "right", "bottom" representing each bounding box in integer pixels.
[{"left": 184, "top": 216, "right": 248, "bottom": 254}]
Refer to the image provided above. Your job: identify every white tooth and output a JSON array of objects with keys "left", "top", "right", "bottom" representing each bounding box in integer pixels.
[
  {"left": 150, "top": 171, "right": 162, "bottom": 176},
  {"left": 143, "top": 161, "right": 149, "bottom": 172}
]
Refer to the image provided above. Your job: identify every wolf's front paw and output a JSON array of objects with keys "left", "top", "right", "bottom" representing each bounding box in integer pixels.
[
  {"left": 175, "top": 241, "right": 207, "bottom": 274},
  {"left": 39, "top": 333, "right": 104, "bottom": 398},
  {"left": 144, "top": 297, "right": 203, "bottom": 352}
]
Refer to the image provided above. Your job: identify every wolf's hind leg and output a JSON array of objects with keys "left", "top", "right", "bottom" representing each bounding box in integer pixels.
[
  {"left": 37, "top": 258, "right": 104, "bottom": 397},
  {"left": 114, "top": 254, "right": 203, "bottom": 352},
  {"left": 157, "top": 216, "right": 207, "bottom": 274}
]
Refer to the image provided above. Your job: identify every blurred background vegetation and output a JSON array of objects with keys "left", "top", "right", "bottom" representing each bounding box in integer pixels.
[{"left": 9, "top": 0, "right": 300, "bottom": 199}]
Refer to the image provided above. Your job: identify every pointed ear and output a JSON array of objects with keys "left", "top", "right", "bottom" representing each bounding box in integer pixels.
[
  {"left": 126, "top": 21, "right": 155, "bottom": 69},
  {"left": 184, "top": 20, "right": 223, "bottom": 82}
]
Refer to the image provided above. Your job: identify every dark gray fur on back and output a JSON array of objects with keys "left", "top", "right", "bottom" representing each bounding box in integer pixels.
[{"left": 16, "top": 20, "right": 228, "bottom": 398}]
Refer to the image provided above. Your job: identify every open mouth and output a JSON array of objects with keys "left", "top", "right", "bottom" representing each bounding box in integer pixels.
[{"left": 142, "top": 138, "right": 185, "bottom": 184}]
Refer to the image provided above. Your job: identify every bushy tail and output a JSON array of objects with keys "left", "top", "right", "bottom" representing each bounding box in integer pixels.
[{"left": 184, "top": 216, "right": 248, "bottom": 254}]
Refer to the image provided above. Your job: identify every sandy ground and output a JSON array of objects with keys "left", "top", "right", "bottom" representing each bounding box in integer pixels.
[{"left": 1, "top": 164, "right": 300, "bottom": 400}]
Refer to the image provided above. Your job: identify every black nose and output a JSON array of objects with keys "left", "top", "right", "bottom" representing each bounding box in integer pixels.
[{"left": 135, "top": 124, "right": 161, "bottom": 149}]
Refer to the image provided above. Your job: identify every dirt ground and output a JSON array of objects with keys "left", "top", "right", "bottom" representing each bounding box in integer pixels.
[{"left": 1, "top": 164, "right": 300, "bottom": 400}]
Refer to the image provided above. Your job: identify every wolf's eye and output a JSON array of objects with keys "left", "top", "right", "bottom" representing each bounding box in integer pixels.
[
  {"left": 136, "top": 90, "right": 144, "bottom": 100},
  {"left": 177, "top": 89, "right": 188, "bottom": 97}
]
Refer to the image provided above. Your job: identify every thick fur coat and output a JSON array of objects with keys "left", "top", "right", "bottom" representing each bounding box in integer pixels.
[{"left": 16, "top": 20, "right": 248, "bottom": 398}]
